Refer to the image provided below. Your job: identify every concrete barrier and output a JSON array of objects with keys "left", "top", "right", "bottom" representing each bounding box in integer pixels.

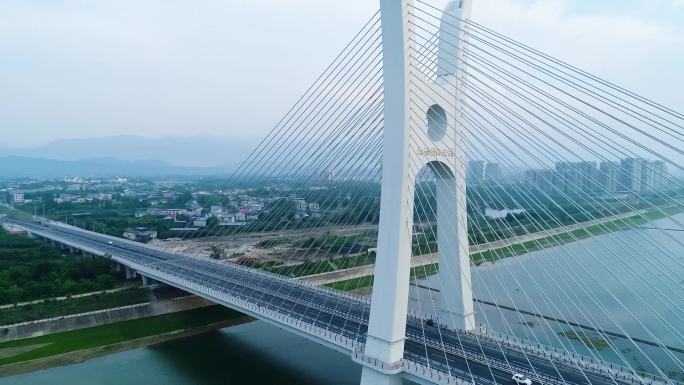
[{"left": 0, "top": 296, "right": 215, "bottom": 342}]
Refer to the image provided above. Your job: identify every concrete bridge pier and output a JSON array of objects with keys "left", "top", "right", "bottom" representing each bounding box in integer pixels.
[
  {"left": 125, "top": 266, "right": 137, "bottom": 280},
  {"left": 141, "top": 275, "right": 156, "bottom": 286},
  {"left": 360, "top": 368, "right": 402, "bottom": 385}
]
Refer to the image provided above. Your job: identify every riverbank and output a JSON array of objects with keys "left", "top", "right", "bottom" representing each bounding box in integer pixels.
[
  {"left": 0, "top": 306, "right": 252, "bottom": 378},
  {"left": 0, "top": 287, "right": 151, "bottom": 327},
  {"left": 322, "top": 205, "right": 682, "bottom": 292}
]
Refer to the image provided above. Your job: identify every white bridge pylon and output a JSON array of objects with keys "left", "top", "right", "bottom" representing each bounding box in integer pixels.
[{"left": 361, "top": 0, "right": 474, "bottom": 384}]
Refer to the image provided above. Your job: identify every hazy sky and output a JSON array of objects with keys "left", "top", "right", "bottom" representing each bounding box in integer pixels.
[{"left": 1, "top": 0, "right": 682, "bottom": 147}]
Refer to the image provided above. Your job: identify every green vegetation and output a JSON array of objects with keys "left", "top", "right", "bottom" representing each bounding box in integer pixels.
[
  {"left": 326, "top": 275, "right": 373, "bottom": 291},
  {"left": 260, "top": 253, "right": 375, "bottom": 278},
  {"left": 55, "top": 207, "right": 172, "bottom": 240},
  {"left": 0, "top": 306, "right": 245, "bottom": 366},
  {"left": 256, "top": 232, "right": 375, "bottom": 252},
  {"left": 0, "top": 230, "right": 125, "bottom": 305},
  {"left": 468, "top": 205, "right": 684, "bottom": 263},
  {"left": 0, "top": 288, "right": 149, "bottom": 326},
  {"left": 325, "top": 263, "right": 438, "bottom": 292},
  {"left": 243, "top": 252, "right": 375, "bottom": 278},
  {"left": 559, "top": 330, "right": 610, "bottom": 351}
]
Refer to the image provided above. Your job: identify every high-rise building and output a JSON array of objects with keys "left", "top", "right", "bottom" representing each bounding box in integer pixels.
[
  {"left": 467, "top": 160, "right": 484, "bottom": 184},
  {"left": 525, "top": 169, "right": 555, "bottom": 194},
  {"left": 637, "top": 160, "right": 668, "bottom": 192},
  {"left": 555, "top": 161, "right": 599, "bottom": 193},
  {"left": 619, "top": 158, "right": 644, "bottom": 193},
  {"left": 599, "top": 161, "right": 619, "bottom": 193},
  {"left": 651, "top": 160, "right": 667, "bottom": 191},
  {"left": 315, "top": 168, "right": 336, "bottom": 183},
  {"left": 484, "top": 162, "right": 502, "bottom": 183},
  {"left": 583, "top": 161, "right": 600, "bottom": 192},
  {"left": 640, "top": 158, "right": 654, "bottom": 192}
]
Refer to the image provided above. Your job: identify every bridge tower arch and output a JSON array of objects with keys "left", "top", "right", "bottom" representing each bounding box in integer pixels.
[{"left": 360, "top": 0, "right": 474, "bottom": 384}]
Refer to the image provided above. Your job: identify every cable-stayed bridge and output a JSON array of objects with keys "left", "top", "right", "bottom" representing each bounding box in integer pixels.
[{"left": 4, "top": 0, "right": 684, "bottom": 384}]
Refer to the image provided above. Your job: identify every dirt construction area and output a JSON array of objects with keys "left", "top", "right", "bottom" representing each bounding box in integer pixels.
[{"left": 150, "top": 223, "right": 378, "bottom": 265}]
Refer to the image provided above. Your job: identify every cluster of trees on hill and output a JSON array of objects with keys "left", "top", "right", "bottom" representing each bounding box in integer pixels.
[{"left": 0, "top": 230, "right": 123, "bottom": 305}]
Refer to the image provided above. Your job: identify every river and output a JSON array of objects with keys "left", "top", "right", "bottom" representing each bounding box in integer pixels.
[
  {"left": 2, "top": 213, "right": 683, "bottom": 384},
  {"left": 0, "top": 321, "right": 365, "bottom": 385},
  {"left": 411, "top": 212, "right": 684, "bottom": 380}
]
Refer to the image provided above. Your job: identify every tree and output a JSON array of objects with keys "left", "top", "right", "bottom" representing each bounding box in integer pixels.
[{"left": 209, "top": 246, "right": 224, "bottom": 260}]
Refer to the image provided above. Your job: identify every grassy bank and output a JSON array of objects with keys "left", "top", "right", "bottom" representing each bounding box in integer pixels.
[
  {"left": 470, "top": 205, "right": 683, "bottom": 264},
  {"left": 0, "top": 305, "right": 247, "bottom": 368},
  {"left": 326, "top": 264, "right": 438, "bottom": 292},
  {"left": 0, "top": 288, "right": 150, "bottom": 326}
]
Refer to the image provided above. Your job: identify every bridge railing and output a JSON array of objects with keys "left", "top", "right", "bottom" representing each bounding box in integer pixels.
[
  {"left": 403, "top": 350, "right": 492, "bottom": 385},
  {"left": 474, "top": 328, "right": 673, "bottom": 385},
  {"left": 121, "top": 256, "right": 364, "bottom": 352}
]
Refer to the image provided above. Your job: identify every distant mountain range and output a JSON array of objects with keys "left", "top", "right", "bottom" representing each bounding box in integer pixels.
[
  {"left": 0, "top": 135, "right": 258, "bottom": 168},
  {"left": 0, "top": 156, "right": 231, "bottom": 177},
  {"left": 0, "top": 135, "right": 263, "bottom": 177}
]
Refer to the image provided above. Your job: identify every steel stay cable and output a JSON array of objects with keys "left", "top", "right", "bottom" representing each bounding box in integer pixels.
[
  {"left": 227, "top": 15, "right": 381, "bottom": 185},
  {"left": 456, "top": 102, "right": 683, "bottom": 379},
  {"left": 220, "top": 100, "right": 384, "bottom": 304},
  {"left": 409, "top": 25, "right": 684, "bottom": 284},
  {"left": 187, "top": 64, "right": 385, "bottom": 245},
  {"left": 457, "top": 15, "right": 684, "bottom": 121},
  {"left": 406, "top": 64, "right": 684, "bottom": 376},
  {"left": 239, "top": 113, "right": 386, "bottom": 314},
  {"left": 458, "top": 84, "right": 684, "bottom": 350},
  {"left": 458, "top": 48, "right": 684, "bottom": 194},
  {"left": 416, "top": 1, "right": 684, "bottom": 133},
  {"left": 181, "top": 25, "right": 384, "bottom": 242},
  {"left": 278, "top": 131, "right": 385, "bottom": 327},
  {"left": 458, "top": 110, "right": 682, "bottom": 382},
  {"left": 406, "top": 59, "right": 593, "bottom": 383},
  {"left": 220, "top": 104, "right": 384, "bottom": 306},
  {"left": 405, "top": 104, "right": 599, "bottom": 385},
  {"left": 407, "top": 11, "right": 684, "bottom": 168},
  {"left": 410, "top": 3, "right": 684, "bottom": 136},
  {"left": 459, "top": 68, "right": 684, "bottom": 292},
  {"left": 457, "top": 62, "right": 684, "bottom": 281},
  {"left": 229, "top": 92, "right": 385, "bottom": 285},
  {"left": 454, "top": 54, "right": 684, "bottom": 289},
  {"left": 458, "top": 66, "right": 684, "bottom": 298},
  {"left": 186, "top": 47, "right": 385, "bottom": 241},
  {"left": 406, "top": 34, "right": 632, "bottom": 382}
]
